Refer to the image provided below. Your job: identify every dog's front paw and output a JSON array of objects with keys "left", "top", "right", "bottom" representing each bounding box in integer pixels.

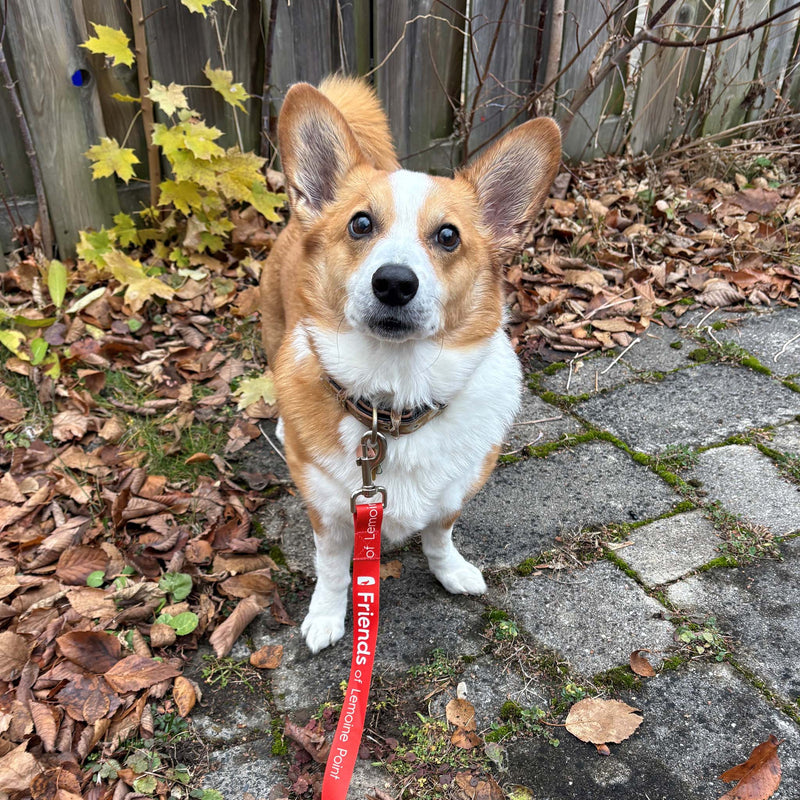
[
  {"left": 431, "top": 557, "right": 487, "bottom": 596},
  {"left": 301, "top": 611, "right": 346, "bottom": 653}
]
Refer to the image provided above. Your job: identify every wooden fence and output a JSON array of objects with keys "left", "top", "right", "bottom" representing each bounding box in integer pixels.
[{"left": 1, "top": 0, "right": 799, "bottom": 259}]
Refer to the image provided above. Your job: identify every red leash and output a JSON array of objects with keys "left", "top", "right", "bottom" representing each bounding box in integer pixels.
[{"left": 322, "top": 417, "right": 387, "bottom": 799}]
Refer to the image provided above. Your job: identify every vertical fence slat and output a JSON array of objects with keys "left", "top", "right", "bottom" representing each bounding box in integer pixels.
[
  {"left": 373, "top": 0, "right": 466, "bottom": 172},
  {"left": 4, "top": 0, "right": 119, "bottom": 257},
  {"left": 338, "top": 0, "right": 372, "bottom": 76},
  {"left": 752, "top": 0, "right": 800, "bottom": 118},
  {"left": 464, "top": 0, "right": 542, "bottom": 162}
]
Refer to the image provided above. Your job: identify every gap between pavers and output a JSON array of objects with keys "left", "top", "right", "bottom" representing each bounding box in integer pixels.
[
  {"left": 505, "top": 660, "right": 800, "bottom": 800},
  {"left": 616, "top": 510, "right": 723, "bottom": 586},
  {"left": 714, "top": 309, "right": 800, "bottom": 377},
  {"left": 666, "top": 537, "right": 800, "bottom": 704},
  {"left": 536, "top": 356, "right": 635, "bottom": 396},
  {"left": 690, "top": 445, "right": 800, "bottom": 536},
  {"left": 497, "top": 560, "right": 675, "bottom": 677},
  {"left": 503, "top": 390, "right": 583, "bottom": 453},
  {"left": 575, "top": 363, "right": 800, "bottom": 453}
]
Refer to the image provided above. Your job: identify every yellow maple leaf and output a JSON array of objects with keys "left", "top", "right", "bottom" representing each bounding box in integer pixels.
[
  {"left": 85, "top": 137, "right": 140, "bottom": 183},
  {"left": 105, "top": 251, "right": 176, "bottom": 313},
  {"left": 159, "top": 180, "right": 204, "bottom": 214},
  {"left": 81, "top": 23, "right": 135, "bottom": 67},
  {"left": 148, "top": 81, "right": 189, "bottom": 116},
  {"left": 204, "top": 61, "right": 249, "bottom": 111},
  {"left": 181, "top": 0, "right": 233, "bottom": 16},
  {"left": 234, "top": 374, "right": 277, "bottom": 411}
]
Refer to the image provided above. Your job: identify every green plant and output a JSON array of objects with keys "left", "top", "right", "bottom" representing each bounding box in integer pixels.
[
  {"left": 200, "top": 655, "right": 257, "bottom": 690},
  {"left": 676, "top": 618, "right": 731, "bottom": 662}
]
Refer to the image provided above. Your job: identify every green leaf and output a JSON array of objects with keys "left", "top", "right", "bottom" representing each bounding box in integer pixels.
[
  {"left": 234, "top": 374, "right": 277, "bottom": 410},
  {"left": 43, "top": 353, "right": 61, "bottom": 380},
  {"left": 66, "top": 286, "right": 107, "bottom": 315},
  {"left": 29, "top": 338, "right": 48, "bottom": 366},
  {"left": 158, "top": 180, "right": 204, "bottom": 215},
  {"left": 203, "top": 61, "right": 249, "bottom": 111},
  {"left": 148, "top": 80, "right": 189, "bottom": 116},
  {"left": 181, "top": 0, "right": 232, "bottom": 16},
  {"left": 132, "top": 774, "right": 157, "bottom": 795},
  {"left": 158, "top": 572, "right": 193, "bottom": 602},
  {"left": 76, "top": 228, "right": 114, "bottom": 267},
  {"left": 86, "top": 570, "right": 106, "bottom": 588},
  {"left": 250, "top": 182, "right": 287, "bottom": 222},
  {"left": 169, "top": 612, "right": 199, "bottom": 636},
  {"left": 13, "top": 316, "right": 57, "bottom": 328},
  {"left": 47, "top": 259, "right": 68, "bottom": 307},
  {"left": 81, "top": 23, "right": 135, "bottom": 67},
  {"left": 105, "top": 251, "right": 176, "bottom": 313},
  {"left": 112, "top": 212, "right": 139, "bottom": 248},
  {"left": 85, "top": 137, "right": 140, "bottom": 183}
]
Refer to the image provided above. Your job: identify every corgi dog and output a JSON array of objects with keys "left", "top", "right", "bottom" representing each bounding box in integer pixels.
[{"left": 260, "top": 76, "right": 561, "bottom": 653}]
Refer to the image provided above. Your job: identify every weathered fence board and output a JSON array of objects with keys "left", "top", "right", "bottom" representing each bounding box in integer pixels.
[
  {"left": 754, "top": 0, "right": 800, "bottom": 116},
  {"left": 3, "top": 0, "right": 119, "bottom": 257}
]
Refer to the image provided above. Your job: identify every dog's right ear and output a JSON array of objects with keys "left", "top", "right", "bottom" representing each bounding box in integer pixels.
[{"left": 278, "top": 83, "right": 364, "bottom": 227}]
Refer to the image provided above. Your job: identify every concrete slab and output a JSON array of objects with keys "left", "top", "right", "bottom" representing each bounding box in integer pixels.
[
  {"left": 690, "top": 445, "right": 800, "bottom": 536},
  {"left": 575, "top": 364, "right": 800, "bottom": 453},
  {"left": 537, "top": 356, "right": 634, "bottom": 397},
  {"left": 505, "top": 661, "right": 800, "bottom": 799},
  {"left": 201, "top": 738, "right": 283, "bottom": 799},
  {"left": 459, "top": 440, "right": 681, "bottom": 569},
  {"left": 770, "top": 421, "right": 800, "bottom": 455},
  {"left": 666, "top": 538, "right": 800, "bottom": 703},
  {"left": 715, "top": 309, "right": 800, "bottom": 377},
  {"left": 620, "top": 325, "right": 695, "bottom": 373},
  {"left": 617, "top": 510, "right": 722, "bottom": 586},
  {"left": 501, "top": 560, "right": 676, "bottom": 677},
  {"left": 503, "top": 391, "right": 583, "bottom": 454},
  {"left": 262, "top": 551, "right": 485, "bottom": 712}
]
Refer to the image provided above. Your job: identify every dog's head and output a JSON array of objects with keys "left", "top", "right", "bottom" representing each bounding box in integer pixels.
[{"left": 278, "top": 83, "right": 561, "bottom": 345}]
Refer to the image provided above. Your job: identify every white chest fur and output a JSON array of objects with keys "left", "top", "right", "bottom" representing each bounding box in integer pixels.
[{"left": 296, "top": 323, "right": 522, "bottom": 543}]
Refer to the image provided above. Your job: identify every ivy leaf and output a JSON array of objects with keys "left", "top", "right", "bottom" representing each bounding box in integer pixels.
[
  {"left": 85, "top": 137, "right": 140, "bottom": 183},
  {"left": 158, "top": 572, "right": 193, "bottom": 602},
  {"left": 181, "top": 0, "right": 232, "bottom": 16},
  {"left": 234, "top": 374, "right": 277, "bottom": 411},
  {"left": 158, "top": 180, "right": 204, "bottom": 215},
  {"left": 81, "top": 23, "right": 135, "bottom": 67},
  {"left": 203, "top": 61, "right": 249, "bottom": 111},
  {"left": 250, "top": 182, "right": 287, "bottom": 222},
  {"left": 105, "top": 251, "right": 176, "bottom": 313},
  {"left": 148, "top": 80, "right": 189, "bottom": 116}
]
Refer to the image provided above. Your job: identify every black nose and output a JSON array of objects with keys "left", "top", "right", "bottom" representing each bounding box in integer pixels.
[{"left": 371, "top": 264, "right": 419, "bottom": 307}]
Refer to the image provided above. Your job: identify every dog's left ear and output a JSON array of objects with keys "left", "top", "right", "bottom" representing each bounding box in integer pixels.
[
  {"left": 460, "top": 118, "right": 561, "bottom": 260},
  {"left": 278, "top": 83, "right": 365, "bottom": 227}
]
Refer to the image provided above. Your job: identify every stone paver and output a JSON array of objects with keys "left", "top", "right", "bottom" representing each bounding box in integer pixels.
[
  {"left": 715, "top": 309, "right": 800, "bottom": 376},
  {"left": 666, "top": 537, "right": 800, "bottom": 703},
  {"left": 502, "top": 560, "right": 676, "bottom": 677},
  {"left": 503, "top": 390, "right": 583, "bottom": 453},
  {"left": 575, "top": 363, "right": 800, "bottom": 452},
  {"left": 506, "top": 661, "right": 800, "bottom": 799},
  {"left": 197, "top": 308, "right": 800, "bottom": 800},
  {"left": 691, "top": 445, "right": 800, "bottom": 535},
  {"left": 538, "top": 356, "right": 634, "bottom": 396},
  {"left": 459, "top": 440, "right": 680, "bottom": 568},
  {"left": 618, "top": 510, "right": 722, "bottom": 585}
]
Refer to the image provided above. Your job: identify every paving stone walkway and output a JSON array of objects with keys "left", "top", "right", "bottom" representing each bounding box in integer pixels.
[{"left": 192, "top": 308, "right": 800, "bottom": 800}]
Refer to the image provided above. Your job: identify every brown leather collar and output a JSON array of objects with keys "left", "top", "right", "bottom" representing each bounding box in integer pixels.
[{"left": 324, "top": 376, "right": 447, "bottom": 437}]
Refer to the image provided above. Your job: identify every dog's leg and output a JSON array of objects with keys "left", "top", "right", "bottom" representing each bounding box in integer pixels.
[
  {"left": 301, "top": 527, "right": 352, "bottom": 653},
  {"left": 421, "top": 520, "right": 486, "bottom": 595}
]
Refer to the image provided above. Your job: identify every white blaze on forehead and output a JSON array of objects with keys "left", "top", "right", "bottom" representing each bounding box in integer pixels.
[{"left": 388, "top": 170, "right": 434, "bottom": 239}]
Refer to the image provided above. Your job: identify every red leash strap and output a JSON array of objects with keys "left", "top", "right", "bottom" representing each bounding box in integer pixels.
[{"left": 322, "top": 502, "right": 383, "bottom": 799}]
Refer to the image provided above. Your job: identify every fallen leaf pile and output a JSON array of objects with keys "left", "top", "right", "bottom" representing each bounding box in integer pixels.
[{"left": 511, "top": 152, "right": 800, "bottom": 364}]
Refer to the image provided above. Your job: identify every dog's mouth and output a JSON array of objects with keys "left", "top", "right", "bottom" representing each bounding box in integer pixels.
[{"left": 365, "top": 314, "right": 419, "bottom": 341}]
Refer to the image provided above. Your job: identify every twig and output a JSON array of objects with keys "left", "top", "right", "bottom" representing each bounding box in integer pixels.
[
  {"left": 502, "top": 431, "right": 544, "bottom": 457},
  {"left": 682, "top": 306, "right": 718, "bottom": 330},
  {"left": 130, "top": 0, "right": 161, "bottom": 206},
  {"left": 512, "top": 415, "right": 564, "bottom": 427},
  {"left": 0, "top": 38, "right": 53, "bottom": 257},
  {"left": 773, "top": 332, "right": 800, "bottom": 363},
  {"left": 258, "top": 424, "right": 287, "bottom": 464},
  {"left": 209, "top": 6, "right": 244, "bottom": 152},
  {"left": 600, "top": 337, "right": 640, "bottom": 374}
]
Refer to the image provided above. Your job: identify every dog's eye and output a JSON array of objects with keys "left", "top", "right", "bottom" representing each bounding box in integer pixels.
[
  {"left": 348, "top": 213, "right": 373, "bottom": 238},
  {"left": 436, "top": 225, "right": 460, "bottom": 252}
]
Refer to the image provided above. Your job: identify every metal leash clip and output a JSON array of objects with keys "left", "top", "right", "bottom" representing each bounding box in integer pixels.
[{"left": 350, "top": 407, "right": 388, "bottom": 512}]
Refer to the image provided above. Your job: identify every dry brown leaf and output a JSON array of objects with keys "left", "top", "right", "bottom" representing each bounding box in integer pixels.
[
  {"left": 250, "top": 644, "right": 283, "bottom": 670},
  {"left": 697, "top": 278, "right": 744, "bottom": 308},
  {"left": 630, "top": 649, "right": 656, "bottom": 678},
  {"left": 0, "top": 743, "right": 41, "bottom": 792},
  {"left": 284, "top": 719, "right": 330, "bottom": 764},
  {"left": 218, "top": 570, "right": 275, "bottom": 599},
  {"left": 564, "top": 698, "right": 643, "bottom": 745},
  {"left": 52, "top": 410, "right": 89, "bottom": 442},
  {"left": 719, "top": 734, "right": 782, "bottom": 800},
  {"left": 454, "top": 772, "right": 504, "bottom": 800},
  {"left": 103, "top": 655, "right": 181, "bottom": 693},
  {"left": 0, "top": 473, "right": 26, "bottom": 503},
  {"left": 66, "top": 586, "right": 117, "bottom": 621},
  {"left": 173, "top": 675, "right": 197, "bottom": 717},
  {"left": 451, "top": 727, "right": 482, "bottom": 749},
  {"left": 380, "top": 560, "right": 403, "bottom": 580},
  {"left": 56, "top": 630, "right": 121, "bottom": 673},
  {"left": 55, "top": 545, "right": 108, "bottom": 585},
  {"left": 0, "top": 631, "right": 32, "bottom": 681},
  {"left": 0, "top": 393, "right": 26, "bottom": 424},
  {"left": 208, "top": 595, "right": 268, "bottom": 657},
  {"left": 28, "top": 701, "right": 59, "bottom": 752},
  {"left": 149, "top": 622, "right": 177, "bottom": 648},
  {"left": 56, "top": 675, "right": 121, "bottom": 723},
  {"left": 446, "top": 698, "right": 477, "bottom": 731}
]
